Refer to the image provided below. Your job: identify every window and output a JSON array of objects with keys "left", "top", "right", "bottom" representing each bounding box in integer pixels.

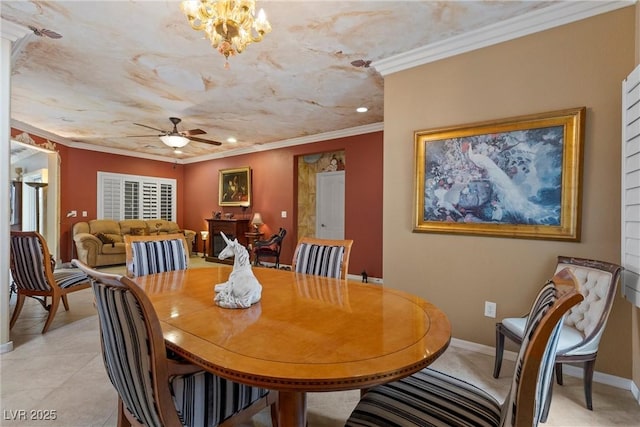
[{"left": 97, "top": 172, "right": 176, "bottom": 221}]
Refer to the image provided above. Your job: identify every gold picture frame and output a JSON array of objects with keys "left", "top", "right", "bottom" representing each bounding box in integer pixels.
[
  {"left": 414, "top": 107, "right": 585, "bottom": 241},
  {"left": 219, "top": 167, "right": 251, "bottom": 206}
]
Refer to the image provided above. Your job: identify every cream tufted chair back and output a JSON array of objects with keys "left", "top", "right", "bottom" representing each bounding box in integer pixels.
[
  {"left": 555, "top": 256, "right": 620, "bottom": 355},
  {"left": 493, "top": 255, "right": 621, "bottom": 420}
]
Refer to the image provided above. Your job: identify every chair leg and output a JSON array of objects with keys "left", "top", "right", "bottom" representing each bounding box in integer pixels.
[
  {"left": 9, "top": 294, "right": 26, "bottom": 329},
  {"left": 41, "top": 296, "right": 61, "bottom": 334},
  {"left": 270, "top": 399, "right": 279, "bottom": 427},
  {"left": 584, "top": 359, "right": 595, "bottom": 410},
  {"left": 493, "top": 325, "right": 505, "bottom": 378},
  {"left": 62, "top": 294, "right": 70, "bottom": 311},
  {"left": 555, "top": 362, "right": 563, "bottom": 385},
  {"left": 117, "top": 399, "right": 133, "bottom": 427},
  {"left": 541, "top": 367, "right": 555, "bottom": 423}
]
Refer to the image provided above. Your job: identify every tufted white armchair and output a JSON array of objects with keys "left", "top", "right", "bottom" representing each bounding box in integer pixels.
[{"left": 493, "top": 256, "right": 622, "bottom": 420}]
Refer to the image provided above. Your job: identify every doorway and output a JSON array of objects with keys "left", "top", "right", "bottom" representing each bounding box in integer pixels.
[
  {"left": 10, "top": 140, "right": 60, "bottom": 260},
  {"left": 296, "top": 151, "right": 346, "bottom": 240}
]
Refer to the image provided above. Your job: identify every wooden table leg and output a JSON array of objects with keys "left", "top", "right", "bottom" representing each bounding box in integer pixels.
[{"left": 278, "top": 391, "right": 307, "bottom": 427}]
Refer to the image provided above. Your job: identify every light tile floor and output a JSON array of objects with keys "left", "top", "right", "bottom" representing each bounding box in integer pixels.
[{"left": 2, "top": 258, "right": 639, "bottom": 426}]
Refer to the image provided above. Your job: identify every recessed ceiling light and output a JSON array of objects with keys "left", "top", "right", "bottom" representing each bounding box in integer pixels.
[
  {"left": 356, "top": 107, "right": 368, "bottom": 113},
  {"left": 227, "top": 137, "right": 237, "bottom": 143}
]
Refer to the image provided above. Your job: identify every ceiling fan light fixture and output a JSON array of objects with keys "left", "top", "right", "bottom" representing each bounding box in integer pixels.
[
  {"left": 180, "top": 0, "right": 271, "bottom": 67},
  {"left": 160, "top": 134, "right": 190, "bottom": 148}
]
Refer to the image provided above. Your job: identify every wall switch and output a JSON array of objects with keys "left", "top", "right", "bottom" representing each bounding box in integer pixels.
[
  {"left": 82, "top": 211, "right": 88, "bottom": 217},
  {"left": 484, "top": 301, "right": 497, "bottom": 318},
  {"left": 281, "top": 211, "right": 287, "bottom": 218}
]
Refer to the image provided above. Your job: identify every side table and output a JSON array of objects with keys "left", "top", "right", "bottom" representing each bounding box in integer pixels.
[{"left": 244, "top": 232, "right": 264, "bottom": 262}]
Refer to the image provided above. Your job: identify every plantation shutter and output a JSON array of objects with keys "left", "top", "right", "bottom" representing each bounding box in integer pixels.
[
  {"left": 160, "top": 183, "right": 173, "bottom": 221},
  {"left": 123, "top": 180, "right": 140, "bottom": 219},
  {"left": 98, "top": 172, "right": 176, "bottom": 221},
  {"left": 100, "top": 175, "right": 122, "bottom": 220},
  {"left": 141, "top": 181, "right": 159, "bottom": 219},
  {"left": 622, "top": 65, "right": 640, "bottom": 308}
]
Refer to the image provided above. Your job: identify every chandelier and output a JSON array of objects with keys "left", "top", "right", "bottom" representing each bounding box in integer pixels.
[{"left": 180, "top": 0, "right": 272, "bottom": 68}]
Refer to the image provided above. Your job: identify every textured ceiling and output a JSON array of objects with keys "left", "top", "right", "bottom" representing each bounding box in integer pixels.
[{"left": 2, "top": 1, "right": 605, "bottom": 161}]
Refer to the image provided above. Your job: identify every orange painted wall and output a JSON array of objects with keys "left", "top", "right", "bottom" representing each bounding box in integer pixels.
[
  {"left": 183, "top": 132, "right": 383, "bottom": 278},
  {"left": 57, "top": 148, "right": 185, "bottom": 261},
  {"left": 12, "top": 128, "right": 383, "bottom": 277}
]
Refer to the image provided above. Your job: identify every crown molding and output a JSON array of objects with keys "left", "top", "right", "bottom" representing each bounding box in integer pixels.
[
  {"left": 1, "top": 19, "right": 30, "bottom": 42},
  {"left": 373, "top": 0, "right": 635, "bottom": 76},
  {"left": 181, "top": 122, "right": 384, "bottom": 164},
  {"left": 10, "top": 119, "right": 179, "bottom": 163},
  {"left": 11, "top": 119, "right": 384, "bottom": 164}
]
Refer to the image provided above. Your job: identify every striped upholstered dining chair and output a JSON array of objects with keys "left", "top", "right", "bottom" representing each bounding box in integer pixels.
[
  {"left": 291, "top": 237, "right": 353, "bottom": 279},
  {"left": 72, "top": 259, "right": 279, "bottom": 427},
  {"left": 9, "top": 231, "right": 90, "bottom": 333},
  {"left": 124, "top": 233, "right": 189, "bottom": 278},
  {"left": 345, "top": 268, "right": 583, "bottom": 427}
]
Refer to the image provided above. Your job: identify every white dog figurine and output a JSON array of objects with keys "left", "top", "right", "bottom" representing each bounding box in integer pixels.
[{"left": 214, "top": 232, "right": 262, "bottom": 308}]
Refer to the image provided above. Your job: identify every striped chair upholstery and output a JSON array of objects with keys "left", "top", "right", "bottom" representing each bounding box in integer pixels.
[
  {"left": 11, "top": 234, "right": 87, "bottom": 291},
  {"left": 76, "top": 259, "right": 278, "bottom": 427},
  {"left": 10, "top": 231, "right": 90, "bottom": 333},
  {"left": 126, "top": 234, "right": 189, "bottom": 277},
  {"left": 171, "top": 371, "right": 269, "bottom": 426},
  {"left": 346, "top": 271, "right": 582, "bottom": 427},
  {"left": 292, "top": 237, "right": 353, "bottom": 279},
  {"left": 294, "top": 244, "right": 344, "bottom": 278}
]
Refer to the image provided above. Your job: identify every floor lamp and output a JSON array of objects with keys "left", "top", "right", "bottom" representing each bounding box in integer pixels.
[
  {"left": 200, "top": 231, "right": 209, "bottom": 258},
  {"left": 25, "top": 182, "right": 48, "bottom": 234}
]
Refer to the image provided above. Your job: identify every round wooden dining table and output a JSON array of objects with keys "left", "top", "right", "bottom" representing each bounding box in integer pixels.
[{"left": 133, "top": 266, "right": 451, "bottom": 427}]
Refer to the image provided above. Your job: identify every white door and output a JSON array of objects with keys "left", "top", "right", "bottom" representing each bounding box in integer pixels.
[{"left": 316, "top": 171, "right": 345, "bottom": 239}]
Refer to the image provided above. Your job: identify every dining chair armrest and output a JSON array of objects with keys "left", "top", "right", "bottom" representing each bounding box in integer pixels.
[{"left": 255, "top": 235, "right": 279, "bottom": 248}]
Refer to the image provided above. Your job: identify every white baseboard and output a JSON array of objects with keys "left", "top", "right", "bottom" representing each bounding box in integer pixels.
[
  {"left": 449, "top": 337, "right": 639, "bottom": 399},
  {"left": 0, "top": 340, "right": 14, "bottom": 354},
  {"left": 346, "top": 273, "right": 383, "bottom": 284},
  {"left": 632, "top": 380, "right": 640, "bottom": 406}
]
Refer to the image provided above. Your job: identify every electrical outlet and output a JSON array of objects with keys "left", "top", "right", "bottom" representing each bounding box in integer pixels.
[
  {"left": 484, "top": 301, "right": 497, "bottom": 318},
  {"left": 281, "top": 211, "right": 287, "bottom": 218},
  {"left": 82, "top": 211, "right": 88, "bottom": 217}
]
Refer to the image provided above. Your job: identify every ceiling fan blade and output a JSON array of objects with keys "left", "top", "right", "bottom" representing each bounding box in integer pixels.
[
  {"left": 134, "top": 123, "right": 166, "bottom": 132},
  {"left": 188, "top": 136, "right": 222, "bottom": 146},
  {"left": 182, "top": 128, "right": 206, "bottom": 136},
  {"left": 125, "top": 134, "right": 160, "bottom": 138}
]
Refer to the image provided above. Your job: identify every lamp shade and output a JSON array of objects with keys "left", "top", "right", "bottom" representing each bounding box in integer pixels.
[
  {"left": 200, "top": 231, "right": 209, "bottom": 240},
  {"left": 251, "top": 213, "right": 264, "bottom": 227},
  {"left": 160, "top": 134, "right": 190, "bottom": 148}
]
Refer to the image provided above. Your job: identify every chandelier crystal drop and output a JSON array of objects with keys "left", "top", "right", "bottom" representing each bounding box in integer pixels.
[{"left": 180, "top": 0, "right": 272, "bottom": 68}]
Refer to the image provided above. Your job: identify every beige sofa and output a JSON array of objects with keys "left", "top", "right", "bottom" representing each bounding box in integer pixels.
[{"left": 73, "top": 219, "right": 196, "bottom": 267}]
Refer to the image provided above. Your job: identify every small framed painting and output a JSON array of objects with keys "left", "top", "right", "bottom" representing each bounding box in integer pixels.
[
  {"left": 414, "top": 107, "right": 585, "bottom": 241},
  {"left": 219, "top": 167, "right": 251, "bottom": 206}
]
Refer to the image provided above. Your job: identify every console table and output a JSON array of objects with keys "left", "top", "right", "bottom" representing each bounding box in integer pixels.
[{"left": 205, "top": 218, "right": 250, "bottom": 264}]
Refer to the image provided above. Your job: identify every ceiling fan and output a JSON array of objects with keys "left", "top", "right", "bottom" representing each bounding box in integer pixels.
[{"left": 129, "top": 117, "right": 222, "bottom": 148}]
